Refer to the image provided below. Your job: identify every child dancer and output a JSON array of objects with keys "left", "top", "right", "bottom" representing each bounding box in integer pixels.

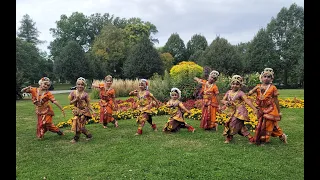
[
  {"left": 21, "top": 77, "right": 65, "bottom": 139},
  {"left": 92, "top": 75, "right": 118, "bottom": 128},
  {"left": 68, "top": 77, "right": 95, "bottom": 143},
  {"left": 221, "top": 75, "right": 257, "bottom": 144},
  {"left": 163, "top": 88, "right": 195, "bottom": 133},
  {"left": 129, "top": 79, "right": 159, "bottom": 135},
  {"left": 194, "top": 70, "right": 220, "bottom": 131},
  {"left": 248, "top": 68, "right": 288, "bottom": 145}
]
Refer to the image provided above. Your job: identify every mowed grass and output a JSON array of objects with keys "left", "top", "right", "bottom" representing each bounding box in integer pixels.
[
  {"left": 16, "top": 90, "right": 304, "bottom": 179},
  {"left": 278, "top": 89, "right": 304, "bottom": 99}
]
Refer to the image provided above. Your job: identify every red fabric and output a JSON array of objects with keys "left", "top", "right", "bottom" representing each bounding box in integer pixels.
[
  {"left": 151, "top": 124, "right": 157, "bottom": 130},
  {"left": 200, "top": 106, "right": 209, "bottom": 129},
  {"left": 254, "top": 110, "right": 264, "bottom": 145}
]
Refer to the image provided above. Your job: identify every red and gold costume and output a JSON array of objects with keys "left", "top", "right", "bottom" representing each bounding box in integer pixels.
[
  {"left": 29, "top": 87, "right": 63, "bottom": 139},
  {"left": 132, "top": 89, "right": 157, "bottom": 134},
  {"left": 163, "top": 99, "right": 195, "bottom": 133},
  {"left": 252, "top": 84, "right": 284, "bottom": 143},
  {"left": 199, "top": 79, "right": 219, "bottom": 130},
  {"left": 249, "top": 68, "right": 287, "bottom": 144},
  {"left": 97, "top": 83, "right": 117, "bottom": 127},
  {"left": 68, "top": 90, "right": 93, "bottom": 141}
]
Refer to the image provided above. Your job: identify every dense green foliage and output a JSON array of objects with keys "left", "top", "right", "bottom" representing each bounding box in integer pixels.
[
  {"left": 16, "top": 3, "right": 304, "bottom": 100},
  {"left": 123, "top": 37, "right": 164, "bottom": 79},
  {"left": 54, "top": 41, "right": 91, "bottom": 82}
]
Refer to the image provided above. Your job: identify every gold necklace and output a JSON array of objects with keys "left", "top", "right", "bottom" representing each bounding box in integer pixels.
[
  {"left": 36, "top": 88, "right": 46, "bottom": 103},
  {"left": 76, "top": 90, "right": 84, "bottom": 99},
  {"left": 138, "top": 90, "right": 145, "bottom": 98},
  {"left": 170, "top": 99, "right": 179, "bottom": 105},
  {"left": 260, "top": 84, "right": 271, "bottom": 100},
  {"left": 103, "top": 84, "right": 112, "bottom": 95},
  {"left": 228, "top": 90, "right": 239, "bottom": 101},
  {"left": 204, "top": 81, "right": 214, "bottom": 93}
]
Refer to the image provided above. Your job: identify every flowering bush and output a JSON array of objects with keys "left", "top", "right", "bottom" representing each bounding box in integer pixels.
[
  {"left": 169, "top": 61, "right": 203, "bottom": 101},
  {"left": 58, "top": 96, "right": 304, "bottom": 131}
]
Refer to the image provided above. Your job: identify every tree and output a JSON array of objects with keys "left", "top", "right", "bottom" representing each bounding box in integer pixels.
[
  {"left": 16, "top": 71, "right": 25, "bottom": 100},
  {"left": 247, "top": 28, "right": 279, "bottom": 74},
  {"left": 123, "top": 37, "right": 164, "bottom": 79},
  {"left": 91, "top": 24, "right": 128, "bottom": 78},
  {"left": 85, "top": 51, "right": 106, "bottom": 80},
  {"left": 199, "top": 36, "right": 242, "bottom": 76},
  {"left": 17, "top": 14, "right": 44, "bottom": 45},
  {"left": 189, "top": 50, "right": 205, "bottom": 64},
  {"left": 266, "top": 3, "right": 304, "bottom": 86},
  {"left": 163, "top": 33, "right": 187, "bottom": 65},
  {"left": 16, "top": 37, "right": 44, "bottom": 83},
  {"left": 186, "top": 34, "right": 208, "bottom": 60},
  {"left": 49, "top": 12, "right": 120, "bottom": 57},
  {"left": 87, "top": 13, "right": 115, "bottom": 39},
  {"left": 38, "top": 51, "right": 55, "bottom": 81},
  {"left": 54, "top": 41, "right": 91, "bottom": 82},
  {"left": 49, "top": 12, "right": 90, "bottom": 55},
  {"left": 124, "top": 17, "right": 159, "bottom": 45},
  {"left": 160, "top": 53, "right": 174, "bottom": 73},
  {"left": 235, "top": 42, "right": 251, "bottom": 74}
]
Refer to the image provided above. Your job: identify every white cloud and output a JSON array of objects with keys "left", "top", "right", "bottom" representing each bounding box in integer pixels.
[{"left": 16, "top": 0, "right": 304, "bottom": 53}]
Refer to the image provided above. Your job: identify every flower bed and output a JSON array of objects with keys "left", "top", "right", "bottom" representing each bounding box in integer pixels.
[{"left": 57, "top": 96, "right": 304, "bottom": 131}]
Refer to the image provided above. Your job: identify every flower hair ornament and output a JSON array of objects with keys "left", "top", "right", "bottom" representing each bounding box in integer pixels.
[
  {"left": 259, "top": 67, "right": 274, "bottom": 82},
  {"left": 77, "top": 77, "right": 87, "bottom": 87},
  {"left": 38, "top": 77, "right": 51, "bottom": 85},
  {"left": 230, "top": 75, "right": 243, "bottom": 86},
  {"left": 140, "top": 79, "right": 148, "bottom": 90},
  {"left": 170, "top": 87, "right": 181, "bottom": 99},
  {"left": 209, "top": 70, "right": 219, "bottom": 78}
]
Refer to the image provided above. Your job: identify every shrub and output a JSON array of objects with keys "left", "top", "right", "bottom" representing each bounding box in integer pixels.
[
  {"left": 149, "top": 71, "right": 171, "bottom": 102},
  {"left": 242, "top": 72, "right": 261, "bottom": 92},
  {"left": 169, "top": 61, "right": 203, "bottom": 101},
  {"left": 216, "top": 72, "right": 261, "bottom": 94},
  {"left": 215, "top": 73, "right": 231, "bottom": 94}
]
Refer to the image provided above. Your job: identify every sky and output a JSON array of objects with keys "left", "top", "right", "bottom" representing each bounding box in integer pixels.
[{"left": 16, "top": 0, "right": 304, "bottom": 54}]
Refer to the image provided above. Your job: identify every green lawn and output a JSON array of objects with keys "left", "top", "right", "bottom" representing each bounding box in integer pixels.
[
  {"left": 279, "top": 89, "right": 304, "bottom": 99},
  {"left": 16, "top": 90, "right": 304, "bottom": 179}
]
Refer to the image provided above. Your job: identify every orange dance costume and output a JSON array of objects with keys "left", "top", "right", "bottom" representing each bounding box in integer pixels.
[
  {"left": 163, "top": 88, "right": 195, "bottom": 133},
  {"left": 248, "top": 68, "right": 287, "bottom": 145},
  {"left": 69, "top": 77, "right": 94, "bottom": 143},
  {"left": 93, "top": 75, "right": 118, "bottom": 128},
  {"left": 129, "top": 79, "right": 159, "bottom": 135},
  {"left": 195, "top": 70, "right": 220, "bottom": 131},
  {"left": 221, "top": 75, "right": 257, "bottom": 144},
  {"left": 21, "top": 77, "right": 65, "bottom": 139}
]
